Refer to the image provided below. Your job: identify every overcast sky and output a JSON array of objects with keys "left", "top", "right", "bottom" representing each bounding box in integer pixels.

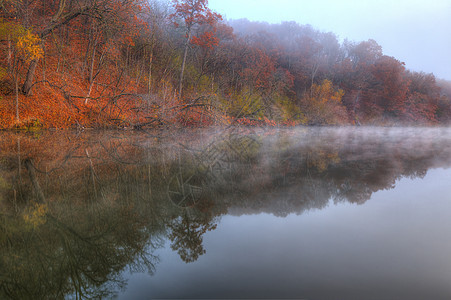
[{"left": 209, "top": 0, "right": 451, "bottom": 80}]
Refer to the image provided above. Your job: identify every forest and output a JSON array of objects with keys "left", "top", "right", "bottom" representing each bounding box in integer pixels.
[{"left": 1, "top": 0, "right": 451, "bottom": 129}]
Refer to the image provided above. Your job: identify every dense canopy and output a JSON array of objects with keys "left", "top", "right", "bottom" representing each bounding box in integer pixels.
[{"left": 0, "top": 0, "right": 450, "bottom": 129}]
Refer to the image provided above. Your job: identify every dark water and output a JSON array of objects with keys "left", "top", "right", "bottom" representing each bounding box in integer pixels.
[{"left": 1, "top": 127, "right": 451, "bottom": 299}]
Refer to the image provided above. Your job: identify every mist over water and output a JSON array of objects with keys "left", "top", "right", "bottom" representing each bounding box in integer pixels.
[
  {"left": 123, "top": 127, "right": 451, "bottom": 300},
  {"left": 1, "top": 127, "right": 451, "bottom": 299}
]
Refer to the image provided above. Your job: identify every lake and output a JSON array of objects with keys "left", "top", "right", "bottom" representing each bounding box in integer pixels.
[{"left": 1, "top": 127, "right": 451, "bottom": 299}]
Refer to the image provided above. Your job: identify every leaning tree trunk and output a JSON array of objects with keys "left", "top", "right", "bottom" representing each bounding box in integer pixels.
[
  {"left": 179, "top": 30, "right": 192, "bottom": 96},
  {"left": 21, "top": 0, "right": 86, "bottom": 95},
  {"left": 22, "top": 59, "right": 38, "bottom": 95},
  {"left": 24, "top": 159, "right": 46, "bottom": 204}
]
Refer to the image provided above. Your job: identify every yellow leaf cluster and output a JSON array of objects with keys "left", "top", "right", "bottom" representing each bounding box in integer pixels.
[
  {"left": 311, "top": 79, "right": 344, "bottom": 104},
  {"left": 16, "top": 30, "right": 43, "bottom": 62},
  {"left": 0, "top": 67, "right": 7, "bottom": 80},
  {"left": 303, "top": 79, "right": 348, "bottom": 125},
  {"left": 307, "top": 150, "right": 341, "bottom": 172},
  {"left": 23, "top": 203, "right": 48, "bottom": 228}
]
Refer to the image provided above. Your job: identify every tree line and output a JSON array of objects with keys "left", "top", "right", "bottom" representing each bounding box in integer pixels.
[{"left": 0, "top": 0, "right": 450, "bottom": 129}]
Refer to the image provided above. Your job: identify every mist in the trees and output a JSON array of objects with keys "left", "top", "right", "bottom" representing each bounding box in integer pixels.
[{"left": 0, "top": 0, "right": 450, "bottom": 128}]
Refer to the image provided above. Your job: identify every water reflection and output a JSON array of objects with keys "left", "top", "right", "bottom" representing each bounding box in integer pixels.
[{"left": 0, "top": 127, "right": 451, "bottom": 299}]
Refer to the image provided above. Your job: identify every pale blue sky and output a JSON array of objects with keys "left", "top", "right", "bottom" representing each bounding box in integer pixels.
[{"left": 209, "top": 0, "right": 451, "bottom": 80}]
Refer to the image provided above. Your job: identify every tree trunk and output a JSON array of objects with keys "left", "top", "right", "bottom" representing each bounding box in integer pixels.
[
  {"left": 179, "top": 31, "right": 192, "bottom": 96},
  {"left": 24, "top": 159, "right": 46, "bottom": 204},
  {"left": 13, "top": 53, "right": 20, "bottom": 122},
  {"left": 15, "top": 70, "right": 19, "bottom": 122},
  {"left": 42, "top": 43, "right": 46, "bottom": 81},
  {"left": 148, "top": 50, "right": 153, "bottom": 94},
  {"left": 353, "top": 90, "right": 362, "bottom": 125},
  {"left": 85, "top": 44, "right": 96, "bottom": 104},
  {"left": 22, "top": 59, "right": 38, "bottom": 95},
  {"left": 7, "top": 35, "right": 12, "bottom": 70},
  {"left": 21, "top": 0, "right": 85, "bottom": 95},
  {"left": 88, "top": 44, "right": 96, "bottom": 84}
]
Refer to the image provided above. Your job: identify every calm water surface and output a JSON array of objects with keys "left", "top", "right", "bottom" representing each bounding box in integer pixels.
[{"left": 0, "top": 127, "right": 450, "bottom": 299}]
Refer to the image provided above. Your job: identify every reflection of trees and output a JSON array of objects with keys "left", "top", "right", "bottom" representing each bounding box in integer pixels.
[
  {"left": 0, "top": 191, "right": 163, "bottom": 299},
  {"left": 169, "top": 211, "right": 217, "bottom": 263},
  {"left": 212, "top": 128, "right": 451, "bottom": 216},
  {"left": 1, "top": 128, "right": 451, "bottom": 298},
  {"left": 0, "top": 133, "right": 169, "bottom": 299},
  {"left": 166, "top": 131, "right": 262, "bottom": 208}
]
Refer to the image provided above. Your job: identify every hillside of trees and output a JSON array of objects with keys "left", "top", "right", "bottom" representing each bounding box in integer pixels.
[{"left": 1, "top": 0, "right": 450, "bottom": 129}]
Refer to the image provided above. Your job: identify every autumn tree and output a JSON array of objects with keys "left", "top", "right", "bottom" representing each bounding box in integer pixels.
[
  {"left": 301, "top": 79, "right": 347, "bottom": 125},
  {"left": 20, "top": 0, "right": 90, "bottom": 95},
  {"left": 170, "top": 0, "right": 221, "bottom": 95},
  {"left": 1, "top": 3, "right": 449, "bottom": 128},
  {"left": 334, "top": 39, "right": 384, "bottom": 122},
  {"left": 404, "top": 71, "right": 439, "bottom": 123},
  {"left": 436, "top": 79, "right": 451, "bottom": 123},
  {"left": 139, "top": 0, "right": 171, "bottom": 94},
  {"left": 0, "top": 20, "right": 43, "bottom": 121},
  {"left": 192, "top": 21, "right": 234, "bottom": 92},
  {"left": 13, "top": 0, "right": 143, "bottom": 96}
]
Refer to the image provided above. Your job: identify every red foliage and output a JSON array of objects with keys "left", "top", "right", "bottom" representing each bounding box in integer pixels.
[
  {"left": 190, "top": 31, "right": 219, "bottom": 50},
  {"left": 241, "top": 47, "right": 276, "bottom": 91},
  {"left": 171, "top": 0, "right": 222, "bottom": 28},
  {"left": 0, "top": 2, "right": 446, "bottom": 128},
  {"left": 370, "top": 56, "right": 409, "bottom": 116}
]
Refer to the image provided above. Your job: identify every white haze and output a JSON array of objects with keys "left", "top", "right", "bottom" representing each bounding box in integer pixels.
[{"left": 209, "top": 0, "right": 451, "bottom": 80}]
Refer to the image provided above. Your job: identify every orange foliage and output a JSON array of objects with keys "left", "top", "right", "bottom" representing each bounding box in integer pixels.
[
  {"left": 0, "top": 1, "right": 447, "bottom": 128},
  {"left": 233, "top": 116, "right": 299, "bottom": 127}
]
